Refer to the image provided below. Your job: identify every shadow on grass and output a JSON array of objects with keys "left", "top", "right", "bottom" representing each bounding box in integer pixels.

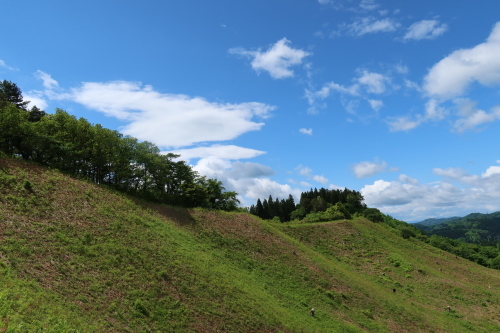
[{"left": 136, "top": 200, "right": 198, "bottom": 227}]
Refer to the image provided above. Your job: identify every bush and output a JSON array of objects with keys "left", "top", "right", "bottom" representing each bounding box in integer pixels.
[{"left": 362, "top": 208, "right": 384, "bottom": 223}]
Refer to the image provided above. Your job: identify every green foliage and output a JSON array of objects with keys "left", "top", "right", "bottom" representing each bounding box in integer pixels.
[
  {"left": 0, "top": 85, "right": 238, "bottom": 211},
  {"left": 414, "top": 211, "right": 500, "bottom": 245},
  {"left": 362, "top": 207, "right": 384, "bottom": 223}
]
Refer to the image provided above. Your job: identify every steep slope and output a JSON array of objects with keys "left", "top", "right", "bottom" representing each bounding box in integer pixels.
[{"left": 2, "top": 156, "right": 500, "bottom": 332}]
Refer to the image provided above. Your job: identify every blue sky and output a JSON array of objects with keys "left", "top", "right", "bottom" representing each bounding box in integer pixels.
[{"left": 2, "top": 0, "right": 500, "bottom": 222}]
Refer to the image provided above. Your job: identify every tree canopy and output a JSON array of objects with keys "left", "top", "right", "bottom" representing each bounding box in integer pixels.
[{"left": 0, "top": 80, "right": 239, "bottom": 210}]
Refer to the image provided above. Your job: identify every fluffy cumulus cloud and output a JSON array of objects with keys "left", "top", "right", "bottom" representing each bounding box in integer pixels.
[
  {"left": 388, "top": 22, "right": 500, "bottom": 132},
  {"left": 294, "top": 165, "right": 330, "bottom": 185},
  {"left": 229, "top": 38, "right": 310, "bottom": 79},
  {"left": 352, "top": 159, "right": 397, "bottom": 178},
  {"left": 404, "top": 20, "right": 448, "bottom": 41},
  {"left": 357, "top": 70, "right": 390, "bottom": 94},
  {"left": 313, "top": 175, "right": 329, "bottom": 184},
  {"left": 362, "top": 164, "right": 500, "bottom": 221},
  {"left": 68, "top": 81, "right": 274, "bottom": 148},
  {"left": 424, "top": 22, "right": 500, "bottom": 99},
  {"left": 192, "top": 156, "right": 300, "bottom": 205}
]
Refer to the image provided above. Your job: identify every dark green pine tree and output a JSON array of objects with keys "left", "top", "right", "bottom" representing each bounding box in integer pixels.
[
  {"left": 0, "top": 80, "right": 30, "bottom": 109},
  {"left": 256, "top": 198, "right": 264, "bottom": 219},
  {"left": 262, "top": 199, "right": 269, "bottom": 219},
  {"left": 267, "top": 195, "right": 275, "bottom": 218}
]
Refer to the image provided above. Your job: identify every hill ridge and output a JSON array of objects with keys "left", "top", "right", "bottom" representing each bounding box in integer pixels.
[{"left": 2, "top": 157, "right": 500, "bottom": 332}]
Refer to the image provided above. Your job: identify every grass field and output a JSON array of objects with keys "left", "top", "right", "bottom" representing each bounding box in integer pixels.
[{"left": 2, "top": 157, "right": 500, "bottom": 332}]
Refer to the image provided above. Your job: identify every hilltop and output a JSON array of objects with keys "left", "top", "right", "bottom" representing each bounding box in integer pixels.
[{"left": 2, "top": 156, "right": 500, "bottom": 332}]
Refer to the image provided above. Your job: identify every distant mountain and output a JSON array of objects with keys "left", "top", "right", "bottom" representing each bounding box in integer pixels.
[
  {"left": 413, "top": 216, "right": 461, "bottom": 227},
  {"left": 414, "top": 211, "right": 500, "bottom": 243}
]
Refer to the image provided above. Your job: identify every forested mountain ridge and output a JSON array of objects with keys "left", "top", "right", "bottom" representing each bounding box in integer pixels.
[
  {"left": 2, "top": 156, "right": 500, "bottom": 332},
  {"left": 414, "top": 216, "right": 461, "bottom": 227},
  {"left": 414, "top": 211, "right": 500, "bottom": 244}
]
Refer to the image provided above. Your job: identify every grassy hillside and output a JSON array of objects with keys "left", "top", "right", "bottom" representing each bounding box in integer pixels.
[{"left": 2, "top": 157, "right": 500, "bottom": 332}]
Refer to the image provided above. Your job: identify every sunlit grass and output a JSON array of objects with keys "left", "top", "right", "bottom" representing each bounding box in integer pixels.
[{"left": 2, "top": 157, "right": 500, "bottom": 332}]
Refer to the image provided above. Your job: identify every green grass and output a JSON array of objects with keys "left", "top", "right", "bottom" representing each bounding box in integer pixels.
[{"left": 2, "top": 157, "right": 500, "bottom": 332}]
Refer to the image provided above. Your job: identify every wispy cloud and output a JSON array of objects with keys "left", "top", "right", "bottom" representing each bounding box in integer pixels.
[
  {"left": 352, "top": 159, "right": 398, "bottom": 178},
  {"left": 0, "top": 59, "right": 16, "bottom": 71},
  {"left": 368, "top": 99, "right": 383, "bottom": 111},
  {"left": 357, "top": 70, "right": 390, "bottom": 94},
  {"left": 339, "top": 16, "right": 401, "bottom": 36},
  {"left": 35, "top": 70, "right": 59, "bottom": 89},
  {"left": 299, "top": 128, "right": 313, "bottom": 135},
  {"left": 404, "top": 20, "right": 448, "bottom": 41},
  {"left": 229, "top": 38, "right": 310, "bottom": 79},
  {"left": 168, "top": 145, "right": 265, "bottom": 161}
]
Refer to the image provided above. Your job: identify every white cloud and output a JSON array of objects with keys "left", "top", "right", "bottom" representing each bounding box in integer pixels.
[
  {"left": 357, "top": 70, "right": 390, "bottom": 94},
  {"left": 313, "top": 175, "right": 329, "bottom": 184},
  {"left": 299, "top": 128, "right": 313, "bottom": 135},
  {"left": 229, "top": 38, "right": 310, "bottom": 79},
  {"left": 453, "top": 105, "right": 500, "bottom": 133},
  {"left": 0, "top": 59, "right": 16, "bottom": 71},
  {"left": 190, "top": 156, "right": 298, "bottom": 204},
  {"left": 23, "top": 91, "right": 49, "bottom": 110},
  {"left": 398, "top": 174, "right": 419, "bottom": 185},
  {"left": 306, "top": 81, "right": 359, "bottom": 103},
  {"left": 424, "top": 22, "right": 500, "bottom": 99},
  {"left": 404, "top": 20, "right": 448, "bottom": 41},
  {"left": 368, "top": 99, "right": 383, "bottom": 111},
  {"left": 35, "top": 70, "right": 59, "bottom": 89},
  {"left": 193, "top": 157, "right": 274, "bottom": 181},
  {"left": 404, "top": 79, "right": 421, "bottom": 92},
  {"left": 483, "top": 166, "right": 500, "bottom": 178},
  {"left": 394, "top": 64, "right": 409, "bottom": 74},
  {"left": 68, "top": 81, "right": 275, "bottom": 148},
  {"left": 362, "top": 164, "right": 500, "bottom": 221},
  {"left": 352, "top": 159, "right": 397, "bottom": 178},
  {"left": 387, "top": 116, "right": 421, "bottom": 132},
  {"left": 386, "top": 99, "right": 447, "bottom": 132},
  {"left": 341, "top": 16, "right": 401, "bottom": 36},
  {"left": 295, "top": 165, "right": 330, "bottom": 186},
  {"left": 297, "top": 165, "right": 313, "bottom": 177},
  {"left": 167, "top": 145, "right": 265, "bottom": 161},
  {"left": 301, "top": 181, "right": 312, "bottom": 187},
  {"left": 424, "top": 98, "right": 447, "bottom": 120},
  {"left": 359, "top": 0, "right": 379, "bottom": 11}
]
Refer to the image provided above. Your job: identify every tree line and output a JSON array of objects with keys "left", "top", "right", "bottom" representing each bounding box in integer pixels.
[
  {"left": 248, "top": 187, "right": 386, "bottom": 223},
  {"left": 0, "top": 80, "right": 239, "bottom": 210}
]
